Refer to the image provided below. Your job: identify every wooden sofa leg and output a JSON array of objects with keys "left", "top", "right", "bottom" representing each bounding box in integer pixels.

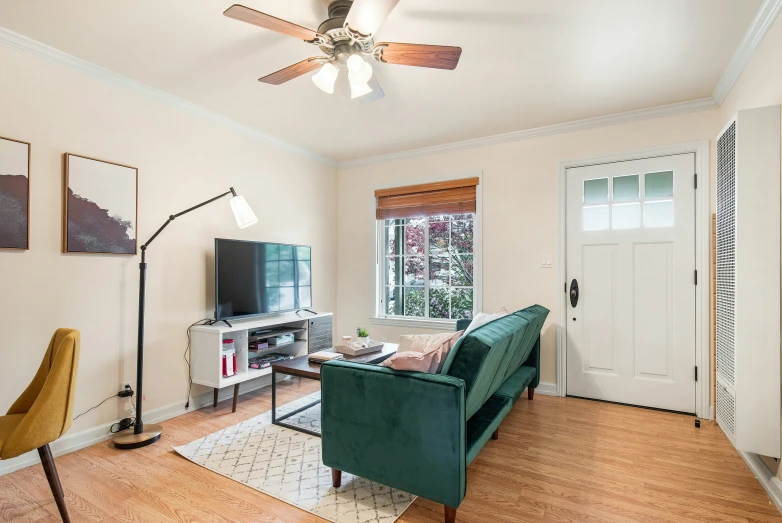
[
  {"left": 492, "top": 429, "right": 499, "bottom": 440},
  {"left": 445, "top": 505, "right": 456, "bottom": 523},
  {"left": 38, "top": 444, "right": 71, "bottom": 523},
  {"left": 332, "top": 469, "right": 342, "bottom": 488},
  {"left": 528, "top": 387, "right": 535, "bottom": 400}
]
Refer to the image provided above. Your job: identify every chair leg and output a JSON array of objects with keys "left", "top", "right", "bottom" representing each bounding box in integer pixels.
[
  {"left": 332, "top": 469, "right": 342, "bottom": 488},
  {"left": 492, "top": 429, "right": 499, "bottom": 440},
  {"left": 37, "top": 445, "right": 70, "bottom": 523},
  {"left": 232, "top": 383, "right": 240, "bottom": 413},
  {"left": 528, "top": 387, "right": 535, "bottom": 400},
  {"left": 445, "top": 505, "right": 457, "bottom": 523}
]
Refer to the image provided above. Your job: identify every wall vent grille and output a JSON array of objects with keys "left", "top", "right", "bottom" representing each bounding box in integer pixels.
[
  {"left": 716, "top": 381, "right": 736, "bottom": 439},
  {"left": 716, "top": 121, "right": 736, "bottom": 387}
]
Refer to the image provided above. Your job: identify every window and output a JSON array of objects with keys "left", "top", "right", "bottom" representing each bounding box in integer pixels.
[
  {"left": 582, "top": 171, "right": 674, "bottom": 231},
  {"left": 374, "top": 177, "right": 480, "bottom": 324}
]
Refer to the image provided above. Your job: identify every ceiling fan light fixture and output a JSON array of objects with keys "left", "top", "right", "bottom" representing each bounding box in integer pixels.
[
  {"left": 348, "top": 59, "right": 373, "bottom": 84},
  {"left": 312, "top": 62, "right": 339, "bottom": 94}
]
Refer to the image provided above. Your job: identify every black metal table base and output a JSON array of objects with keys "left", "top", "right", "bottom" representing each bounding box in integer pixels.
[{"left": 271, "top": 370, "right": 322, "bottom": 437}]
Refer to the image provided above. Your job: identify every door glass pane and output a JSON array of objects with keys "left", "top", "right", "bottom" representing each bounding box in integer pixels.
[
  {"left": 613, "top": 174, "right": 639, "bottom": 201},
  {"left": 429, "top": 288, "right": 450, "bottom": 319},
  {"left": 645, "top": 171, "right": 674, "bottom": 198},
  {"left": 644, "top": 200, "right": 674, "bottom": 228},
  {"left": 584, "top": 178, "right": 609, "bottom": 204},
  {"left": 612, "top": 202, "right": 641, "bottom": 229},
  {"left": 404, "top": 288, "right": 425, "bottom": 317},
  {"left": 583, "top": 205, "right": 609, "bottom": 231}
]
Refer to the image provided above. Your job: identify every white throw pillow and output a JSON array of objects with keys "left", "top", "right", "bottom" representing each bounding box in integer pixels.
[{"left": 463, "top": 307, "right": 510, "bottom": 336}]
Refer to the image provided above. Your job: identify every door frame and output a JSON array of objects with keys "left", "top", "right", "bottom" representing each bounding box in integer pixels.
[{"left": 556, "top": 141, "right": 712, "bottom": 419}]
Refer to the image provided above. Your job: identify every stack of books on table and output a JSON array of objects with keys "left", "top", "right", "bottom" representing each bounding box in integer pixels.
[
  {"left": 308, "top": 352, "right": 344, "bottom": 363},
  {"left": 248, "top": 353, "right": 292, "bottom": 369}
]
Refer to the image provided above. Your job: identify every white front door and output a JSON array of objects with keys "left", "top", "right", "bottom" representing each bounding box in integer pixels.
[{"left": 566, "top": 154, "right": 696, "bottom": 413}]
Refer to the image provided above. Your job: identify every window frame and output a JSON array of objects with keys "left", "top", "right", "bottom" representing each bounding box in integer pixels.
[{"left": 371, "top": 172, "right": 483, "bottom": 330}]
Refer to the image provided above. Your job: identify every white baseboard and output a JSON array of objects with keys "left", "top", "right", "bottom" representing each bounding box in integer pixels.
[
  {"left": 0, "top": 373, "right": 280, "bottom": 477},
  {"left": 739, "top": 451, "right": 782, "bottom": 514},
  {"left": 536, "top": 382, "right": 557, "bottom": 396}
]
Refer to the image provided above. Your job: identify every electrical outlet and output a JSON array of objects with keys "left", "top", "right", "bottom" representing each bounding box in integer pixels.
[{"left": 121, "top": 381, "right": 132, "bottom": 392}]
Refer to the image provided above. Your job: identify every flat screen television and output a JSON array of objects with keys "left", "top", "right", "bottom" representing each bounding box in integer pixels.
[{"left": 215, "top": 238, "right": 312, "bottom": 321}]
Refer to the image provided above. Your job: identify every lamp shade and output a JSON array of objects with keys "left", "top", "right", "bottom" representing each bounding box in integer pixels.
[{"left": 229, "top": 195, "right": 258, "bottom": 228}]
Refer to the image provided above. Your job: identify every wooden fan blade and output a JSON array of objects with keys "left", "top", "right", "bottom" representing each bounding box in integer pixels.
[
  {"left": 259, "top": 58, "right": 323, "bottom": 85},
  {"left": 224, "top": 4, "right": 319, "bottom": 42},
  {"left": 345, "top": 0, "right": 400, "bottom": 37},
  {"left": 375, "top": 42, "right": 462, "bottom": 70}
]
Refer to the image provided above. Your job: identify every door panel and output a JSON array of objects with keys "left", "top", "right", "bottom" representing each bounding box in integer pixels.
[{"left": 566, "top": 154, "right": 696, "bottom": 413}]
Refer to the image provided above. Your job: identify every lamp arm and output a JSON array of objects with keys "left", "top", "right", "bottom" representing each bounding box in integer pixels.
[{"left": 141, "top": 187, "right": 236, "bottom": 251}]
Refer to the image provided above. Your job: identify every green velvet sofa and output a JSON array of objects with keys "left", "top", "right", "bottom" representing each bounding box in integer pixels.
[{"left": 321, "top": 304, "right": 549, "bottom": 523}]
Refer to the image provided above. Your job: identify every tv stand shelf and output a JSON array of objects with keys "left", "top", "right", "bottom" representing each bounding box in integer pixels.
[{"left": 189, "top": 311, "right": 333, "bottom": 412}]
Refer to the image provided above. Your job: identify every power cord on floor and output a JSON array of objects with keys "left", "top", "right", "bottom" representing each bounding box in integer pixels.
[{"left": 184, "top": 318, "right": 213, "bottom": 409}]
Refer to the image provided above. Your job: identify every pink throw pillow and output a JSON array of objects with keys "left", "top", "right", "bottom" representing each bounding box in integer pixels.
[{"left": 382, "top": 331, "right": 464, "bottom": 373}]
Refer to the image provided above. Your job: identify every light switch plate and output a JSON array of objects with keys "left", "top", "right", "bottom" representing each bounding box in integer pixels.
[{"left": 540, "top": 256, "right": 553, "bottom": 268}]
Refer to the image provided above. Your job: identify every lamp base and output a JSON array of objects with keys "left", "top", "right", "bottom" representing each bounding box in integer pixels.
[{"left": 112, "top": 424, "right": 163, "bottom": 450}]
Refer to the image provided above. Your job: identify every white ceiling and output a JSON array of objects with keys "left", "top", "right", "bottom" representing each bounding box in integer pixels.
[{"left": 0, "top": 0, "right": 762, "bottom": 162}]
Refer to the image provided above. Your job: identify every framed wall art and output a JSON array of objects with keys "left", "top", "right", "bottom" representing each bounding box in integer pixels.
[
  {"left": 0, "top": 136, "right": 31, "bottom": 250},
  {"left": 64, "top": 153, "right": 138, "bottom": 255}
]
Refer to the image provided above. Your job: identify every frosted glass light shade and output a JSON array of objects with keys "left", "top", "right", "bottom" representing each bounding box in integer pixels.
[
  {"left": 312, "top": 63, "right": 339, "bottom": 94},
  {"left": 349, "top": 60, "right": 373, "bottom": 99},
  {"left": 229, "top": 195, "right": 258, "bottom": 228}
]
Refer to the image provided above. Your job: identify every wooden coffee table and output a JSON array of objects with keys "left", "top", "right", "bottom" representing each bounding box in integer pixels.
[{"left": 271, "top": 344, "right": 397, "bottom": 437}]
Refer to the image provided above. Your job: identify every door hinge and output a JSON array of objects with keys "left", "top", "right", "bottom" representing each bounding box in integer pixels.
[
  {"left": 695, "top": 366, "right": 698, "bottom": 381},
  {"left": 694, "top": 173, "right": 698, "bottom": 189},
  {"left": 694, "top": 270, "right": 698, "bottom": 285}
]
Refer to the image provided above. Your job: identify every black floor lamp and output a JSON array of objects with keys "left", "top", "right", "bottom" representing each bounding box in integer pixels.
[{"left": 112, "top": 187, "right": 258, "bottom": 450}]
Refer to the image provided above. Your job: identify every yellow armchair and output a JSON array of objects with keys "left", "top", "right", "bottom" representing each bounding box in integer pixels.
[{"left": 0, "top": 328, "right": 80, "bottom": 523}]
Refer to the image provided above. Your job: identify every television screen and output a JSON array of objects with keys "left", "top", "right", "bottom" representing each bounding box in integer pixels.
[{"left": 215, "top": 239, "right": 312, "bottom": 320}]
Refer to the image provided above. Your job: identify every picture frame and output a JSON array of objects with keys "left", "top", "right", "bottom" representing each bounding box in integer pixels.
[
  {"left": 63, "top": 153, "right": 138, "bottom": 255},
  {"left": 0, "top": 136, "right": 31, "bottom": 251}
]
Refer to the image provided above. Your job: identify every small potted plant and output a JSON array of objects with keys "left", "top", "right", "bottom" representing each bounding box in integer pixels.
[{"left": 356, "top": 327, "right": 370, "bottom": 345}]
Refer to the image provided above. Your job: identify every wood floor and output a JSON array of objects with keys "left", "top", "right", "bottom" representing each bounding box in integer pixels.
[{"left": 1, "top": 378, "right": 780, "bottom": 523}]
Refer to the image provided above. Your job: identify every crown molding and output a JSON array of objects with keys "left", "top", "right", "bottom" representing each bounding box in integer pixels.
[
  {"left": 338, "top": 98, "right": 717, "bottom": 168},
  {"left": 712, "top": 0, "right": 782, "bottom": 106},
  {"left": 0, "top": 26, "right": 337, "bottom": 167}
]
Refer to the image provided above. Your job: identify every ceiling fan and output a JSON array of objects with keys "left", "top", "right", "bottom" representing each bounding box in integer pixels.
[{"left": 224, "top": 0, "right": 462, "bottom": 102}]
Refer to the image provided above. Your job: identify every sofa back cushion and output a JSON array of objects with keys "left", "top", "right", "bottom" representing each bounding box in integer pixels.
[
  {"left": 443, "top": 313, "right": 530, "bottom": 419},
  {"left": 505, "top": 305, "right": 549, "bottom": 380}
]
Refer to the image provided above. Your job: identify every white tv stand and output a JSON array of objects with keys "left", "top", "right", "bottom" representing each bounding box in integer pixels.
[{"left": 189, "top": 311, "right": 333, "bottom": 412}]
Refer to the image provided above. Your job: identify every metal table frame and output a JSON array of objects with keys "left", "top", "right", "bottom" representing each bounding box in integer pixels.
[{"left": 271, "top": 369, "right": 323, "bottom": 437}]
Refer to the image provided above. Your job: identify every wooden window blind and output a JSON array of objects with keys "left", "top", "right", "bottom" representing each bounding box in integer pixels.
[{"left": 374, "top": 177, "right": 479, "bottom": 220}]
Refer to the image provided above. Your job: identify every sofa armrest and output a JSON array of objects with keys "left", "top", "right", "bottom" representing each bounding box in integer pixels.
[
  {"left": 520, "top": 335, "right": 541, "bottom": 389},
  {"left": 321, "top": 361, "right": 466, "bottom": 509}
]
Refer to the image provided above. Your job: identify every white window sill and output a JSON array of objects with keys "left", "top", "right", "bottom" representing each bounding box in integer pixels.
[{"left": 370, "top": 317, "right": 458, "bottom": 331}]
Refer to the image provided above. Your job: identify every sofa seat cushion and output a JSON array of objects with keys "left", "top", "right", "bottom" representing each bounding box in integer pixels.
[
  {"left": 493, "top": 365, "right": 537, "bottom": 403},
  {"left": 465, "top": 395, "right": 512, "bottom": 465}
]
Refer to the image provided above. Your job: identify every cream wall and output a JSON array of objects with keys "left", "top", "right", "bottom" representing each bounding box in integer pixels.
[
  {"left": 0, "top": 46, "right": 337, "bottom": 440},
  {"left": 337, "top": 110, "right": 718, "bottom": 385}
]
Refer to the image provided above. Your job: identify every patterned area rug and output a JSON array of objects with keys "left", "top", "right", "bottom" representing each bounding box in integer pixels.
[{"left": 173, "top": 392, "right": 416, "bottom": 523}]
